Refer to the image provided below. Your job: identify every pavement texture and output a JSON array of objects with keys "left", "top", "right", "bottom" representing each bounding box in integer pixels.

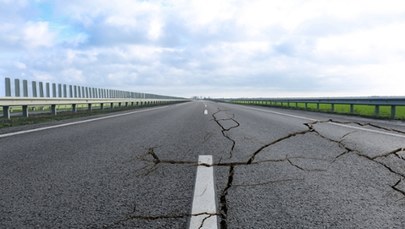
[{"left": 0, "top": 101, "right": 405, "bottom": 228}]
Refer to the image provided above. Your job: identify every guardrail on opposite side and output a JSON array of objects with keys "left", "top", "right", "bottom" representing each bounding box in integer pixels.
[{"left": 218, "top": 97, "right": 405, "bottom": 120}]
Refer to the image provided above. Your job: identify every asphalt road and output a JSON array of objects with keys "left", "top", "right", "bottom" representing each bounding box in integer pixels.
[{"left": 1, "top": 101, "right": 405, "bottom": 228}]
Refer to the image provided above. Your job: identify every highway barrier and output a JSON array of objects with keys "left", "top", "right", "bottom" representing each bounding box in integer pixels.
[
  {"left": 220, "top": 97, "right": 405, "bottom": 120},
  {"left": 1, "top": 77, "right": 187, "bottom": 119}
]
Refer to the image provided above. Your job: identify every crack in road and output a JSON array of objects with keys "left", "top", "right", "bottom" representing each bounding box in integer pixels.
[
  {"left": 134, "top": 114, "right": 405, "bottom": 228},
  {"left": 233, "top": 178, "right": 305, "bottom": 187},
  {"left": 212, "top": 109, "right": 240, "bottom": 159},
  {"left": 287, "top": 158, "right": 327, "bottom": 172},
  {"left": 198, "top": 214, "right": 218, "bottom": 229},
  {"left": 219, "top": 165, "right": 234, "bottom": 229},
  {"left": 371, "top": 148, "right": 405, "bottom": 160},
  {"left": 246, "top": 129, "right": 314, "bottom": 164},
  {"left": 354, "top": 121, "right": 405, "bottom": 135},
  {"left": 308, "top": 121, "right": 405, "bottom": 196},
  {"left": 392, "top": 179, "right": 405, "bottom": 198},
  {"left": 105, "top": 212, "right": 220, "bottom": 228},
  {"left": 136, "top": 147, "right": 197, "bottom": 176}
]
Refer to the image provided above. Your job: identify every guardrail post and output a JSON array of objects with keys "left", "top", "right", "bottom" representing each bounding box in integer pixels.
[
  {"left": 23, "top": 80, "right": 28, "bottom": 97},
  {"left": 39, "top": 82, "right": 44, "bottom": 97},
  {"left": 51, "top": 105, "right": 57, "bottom": 115},
  {"left": 15, "top": 79, "right": 20, "bottom": 97},
  {"left": 118, "top": 102, "right": 122, "bottom": 107},
  {"left": 63, "top": 84, "right": 67, "bottom": 98},
  {"left": 88, "top": 104, "right": 92, "bottom": 111},
  {"left": 46, "top": 83, "right": 50, "bottom": 97},
  {"left": 304, "top": 103, "right": 308, "bottom": 110},
  {"left": 331, "top": 104, "right": 335, "bottom": 112},
  {"left": 350, "top": 104, "right": 354, "bottom": 114},
  {"left": 100, "top": 103, "right": 104, "bottom": 110},
  {"left": 3, "top": 106, "right": 10, "bottom": 119},
  {"left": 316, "top": 103, "right": 320, "bottom": 110},
  {"left": 125, "top": 102, "right": 128, "bottom": 107},
  {"left": 131, "top": 102, "right": 134, "bottom": 106},
  {"left": 391, "top": 105, "right": 396, "bottom": 119},
  {"left": 58, "top": 84, "right": 62, "bottom": 97},
  {"left": 110, "top": 103, "right": 114, "bottom": 109},
  {"left": 374, "top": 105, "right": 380, "bottom": 117},
  {"left": 72, "top": 104, "right": 77, "bottom": 113},
  {"left": 69, "top": 85, "right": 73, "bottom": 98},
  {"left": 52, "top": 83, "right": 57, "bottom": 97},
  {"left": 22, "top": 105, "right": 29, "bottom": 117},
  {"left": 32, "top": 81, "right": 37, "bottom": 97},
  {"left": 5, "top": 78, "right": 11, "bottom": 97}
]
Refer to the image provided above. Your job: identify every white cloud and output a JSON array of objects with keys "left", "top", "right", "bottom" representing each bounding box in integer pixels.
[
  {"left": 60, "top": 68, "right": 85, "bottom": 84},
  {"left": 2, "top": 0, "right": 405, "bottom": 97},
  {"left": 14, "top": 62, "right": 26, "bottom": 69},
  {"left": 22, "top": 21, "right": 56, "bottom": 48},
  {"left": 148, "top": 18, "right": 163, "bottom": 40}
]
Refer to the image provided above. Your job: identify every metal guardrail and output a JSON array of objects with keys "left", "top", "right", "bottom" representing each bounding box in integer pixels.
[
  {"left": 1, "top": 77, "right": 187, "bottom": 119},
  {"left": 221, "top": 97, "right": 405, "bottom": 119}
]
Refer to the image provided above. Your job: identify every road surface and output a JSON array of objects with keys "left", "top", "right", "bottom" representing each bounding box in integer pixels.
[{"left": 1, "top": 101, "right": 404, "bottom": 228}]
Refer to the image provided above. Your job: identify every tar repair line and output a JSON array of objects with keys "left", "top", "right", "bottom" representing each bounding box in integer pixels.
[
  {"left": 0, "top": 106, "right": 168, "bottom": 139},
  {"left": 243, "top": 106, "right": 405, "bottom": 139},
  {"left": 189, "top": 155, "right": 218, "bottom": 229}
]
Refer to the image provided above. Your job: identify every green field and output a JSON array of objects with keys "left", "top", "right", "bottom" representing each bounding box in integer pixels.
[{"left": 233, "top": 100, "right": 405, "bottom": 120}]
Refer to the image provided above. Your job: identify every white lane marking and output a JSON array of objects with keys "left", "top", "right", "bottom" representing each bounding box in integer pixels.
[
  {"left": 245, "top": 106, "right": 317, "bottom": 121},
  {"left": 239, "top": 106, "right": 405, "bottom": 139},
  {"left": 0, "top": 106, "right": 168, "bottom": 139},
  {"left": 328, "top": 122, "right": 405, "bottom": 139},
  {"left": 189, "top": 155, "right": 218, "bottom": 229},
  {"left": 204, "top": 109, "right": 208, "bottom": 115}
]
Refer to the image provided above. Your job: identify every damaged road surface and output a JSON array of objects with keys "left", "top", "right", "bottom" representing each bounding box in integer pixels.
[{"left": 1, "top": 101, "right": 405, "bottom": 228}]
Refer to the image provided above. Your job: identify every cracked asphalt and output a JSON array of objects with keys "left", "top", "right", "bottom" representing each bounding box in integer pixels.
[{"left": 1, "top": 101, "right": 405, "bottom": 228}]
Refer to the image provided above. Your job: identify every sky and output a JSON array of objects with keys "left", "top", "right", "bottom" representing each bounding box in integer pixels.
[{"left": 1, "top": 0, "right": 405, "bottom": 98}]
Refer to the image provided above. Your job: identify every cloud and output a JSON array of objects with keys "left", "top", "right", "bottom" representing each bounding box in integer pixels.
[
  {"left": 22, "top": 21, "right": 56, "bottom": 48},
  {"left": 1, "top": 0, "right": 405, "bottom": 97}
]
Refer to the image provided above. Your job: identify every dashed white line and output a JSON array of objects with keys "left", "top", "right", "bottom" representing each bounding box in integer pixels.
[
  {"left": 0, "top": 106, "right": 168, "bottom": 139},
  {"left": 204, "top": 109, "right": 208, "bottom": 115},
  {"left": 189, "top": 155, "right": 218, "bottom": 229}
]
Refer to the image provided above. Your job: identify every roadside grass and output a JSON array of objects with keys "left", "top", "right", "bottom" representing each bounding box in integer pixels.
[
  {"left": 233, "top": 101, "right": 405, "bottom": 120},
  {"left": 0, "top": 103, "right": 169, "bottom": 129}
]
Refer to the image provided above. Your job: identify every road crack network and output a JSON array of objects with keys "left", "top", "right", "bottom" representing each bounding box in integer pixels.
[
  {"left": 308, "top": 120, "right": 405, "bottom": 197},
  {"left": 135, "top": 114, "right": 405, "bottom": 228}
]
